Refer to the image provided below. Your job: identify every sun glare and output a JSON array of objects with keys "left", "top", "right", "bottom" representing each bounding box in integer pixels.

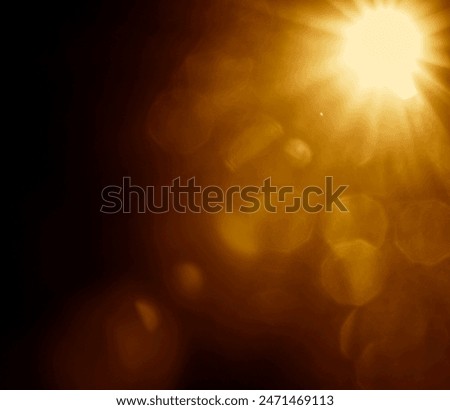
[{"left": 343, "top": 7, "right": 424, "bottom": 99}]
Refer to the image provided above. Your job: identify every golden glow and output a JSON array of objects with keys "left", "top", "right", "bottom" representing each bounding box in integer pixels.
[
  {"left": 173, "top": 262, "right": 203, "bottom": 299},
  {"left": 343, "top": 7, "right": 423, "bottom": 99},
  {"left": 320, "top": 240, "right": 387, "bottom": 306},
  {"left": 135, "top": 300, "right": 160, "bottom": 332}
]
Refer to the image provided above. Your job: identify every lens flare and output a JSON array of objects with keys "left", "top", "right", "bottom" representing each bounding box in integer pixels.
[{"left": 343, "top": 7, "right": 424, "bottom": 99}]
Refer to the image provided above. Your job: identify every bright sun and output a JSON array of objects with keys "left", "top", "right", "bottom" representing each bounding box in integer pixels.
[{"left": 343, "top": 7, "right": 424, "bottom": 100}]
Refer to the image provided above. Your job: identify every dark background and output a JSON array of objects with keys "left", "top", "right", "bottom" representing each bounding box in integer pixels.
[{"left": 8, "top": 0, "right": 197, "bottom": 388}]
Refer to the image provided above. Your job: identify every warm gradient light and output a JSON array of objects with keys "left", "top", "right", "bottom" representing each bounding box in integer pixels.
[{"left": 343, "top": 7, "right": 423, "bottom": 99}]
